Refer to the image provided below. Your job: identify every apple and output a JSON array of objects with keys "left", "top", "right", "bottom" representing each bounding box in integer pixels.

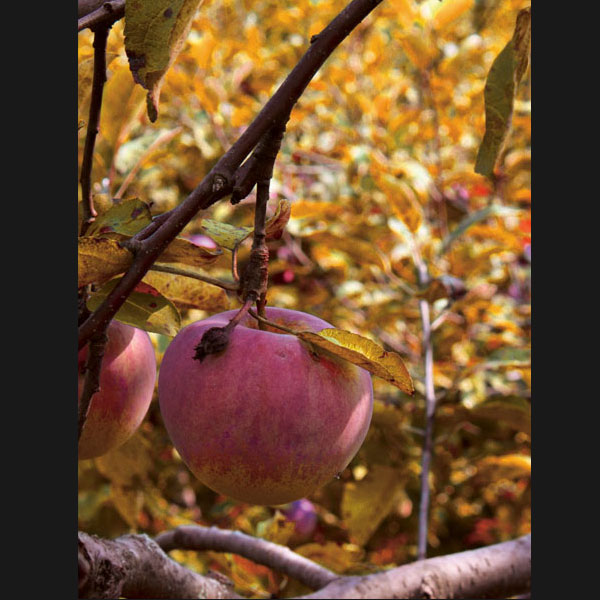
[
  {"left": 281, "top": 498, "right": 318, "bottom": 542},
  {"left": 158, "top": 307, "right": 373, "bottom": 505},
  {"left": 78, "top": 320, "right": 157, "bottom": 460}
]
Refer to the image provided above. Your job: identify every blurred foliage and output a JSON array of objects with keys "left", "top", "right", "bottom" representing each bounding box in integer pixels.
[{"left": 78, "top": 0, "right": 531, "bottom": 597}]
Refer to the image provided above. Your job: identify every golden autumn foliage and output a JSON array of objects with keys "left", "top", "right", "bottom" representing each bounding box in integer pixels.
[{"left": 78, "top": 0, "right": 531, "bottom": 597}]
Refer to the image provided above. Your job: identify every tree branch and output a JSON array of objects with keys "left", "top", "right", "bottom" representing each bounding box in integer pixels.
[
  {"left": 155, "top": 525, "right": 339, "bottom": 591},
  {"left": 77, "top": 327, "right": 108, "bottom": 444},
  {"left": 78, "top": 531, "right": 241, "bottom": 599},
  {"left": 78, "top": 0, "right": 385, "bottom": 350},
  {"left": 78, "top": 0, "right": 125, "bottom": 32},
  {"left": 298, "top": 534, "right": 531, "bottom": 599},
  {"left": 80, "top": 528, "right": 530, "bottom": 599},
  {"left": 79, "top": 24, "right": 110, "bottom": 236}
]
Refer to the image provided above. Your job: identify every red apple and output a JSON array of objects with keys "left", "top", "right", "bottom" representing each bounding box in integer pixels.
[
  {"left": 158, "top": 307, "right": 373, "bottom": 505},
  {"left": 78, "top": 321, "right": 157, "bottom": 460}
]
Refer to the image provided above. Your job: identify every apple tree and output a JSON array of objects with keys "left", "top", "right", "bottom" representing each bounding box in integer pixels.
[{"left": 78, "top": 0, "right": 531, "bottom": 597}]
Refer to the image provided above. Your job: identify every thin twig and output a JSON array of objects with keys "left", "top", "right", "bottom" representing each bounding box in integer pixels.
[
  {"left": 78, "top": 327, "right": 109, "bottom": 443},
  {"left": 79, "top": 24, "right": 110, "bottom": 236},
  {"left": 113, "top": 127, "right": 183, "bottom": 200},
  {"left": 78, "top": 0, "right": 385, "bottom": 350}
]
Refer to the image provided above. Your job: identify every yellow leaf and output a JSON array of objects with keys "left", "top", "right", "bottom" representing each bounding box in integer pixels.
[
  {"left": 297, "top": 329, "right": 414, "bottom": 394},
  {"left": 291, "top": 200, "right": 344, "bottom": 220},
  {"left": 432, "top": 0, "right": 475, "bottom": 31},
  {"left": 341, "top": 465, "right": 404, "bottom": 545},
  {"left": 476, "top": 454, "right": 531, "bottom": 481},
  {"left": 294, "top": 542, "right": 364, "bottom": 573},
  {"left": 143, "top": 266, "right": 230, "bottom": 311},
  {"left": 78, "top": 237, "right": 132, "bottom": 287},
  {"left": 85, "top": 198, "right": 153, "bottom": 237},
  {"left": 265, "top": 199, "right": 292, "bottom": 240}
]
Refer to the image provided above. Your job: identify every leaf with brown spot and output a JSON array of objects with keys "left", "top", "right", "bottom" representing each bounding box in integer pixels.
[
  {"left": 297, "top": 329, "right": 414, "bottom": 394},
  {"left": 124, "top": 0, "right": 205, "bottom": 121},
  {"left": 87, "top": 277, "right": 181, "bottom": 336},
  {"left": 86, "top": 198, "right": 153, "bottom": 237},
  {"left": 78, "top": 237, "right": 132, "bottom": 287}
]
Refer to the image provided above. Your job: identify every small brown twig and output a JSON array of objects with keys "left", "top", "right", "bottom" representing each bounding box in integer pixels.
[{"left": 79, "top": 24, "right": 110, "bottom": 236}]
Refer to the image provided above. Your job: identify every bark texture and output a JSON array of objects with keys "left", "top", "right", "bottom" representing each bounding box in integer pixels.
[
  {"left": 78, "top": 531, "right": 240, "bottom": 599},
  {"left": 299, "top": 534, "right": 531, "bottom": 599}
]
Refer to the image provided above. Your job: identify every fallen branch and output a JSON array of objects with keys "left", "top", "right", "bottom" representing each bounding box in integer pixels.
[{"left": 156, "top": 525, "right": 339, "bottom": 591}]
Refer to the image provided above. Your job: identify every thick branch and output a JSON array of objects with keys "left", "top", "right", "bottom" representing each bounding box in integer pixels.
[
  {"left": 155, "top": 525, "right": 338, "bottom": 591},
  {"left": 298, "top": 534, "right": 531, "bottom": 599},
  {"left": 78, "top": 531, "right": 240, "bottom": 599},
  {"left": 78, "top": 0, "right": 384, "bottom": 350}
]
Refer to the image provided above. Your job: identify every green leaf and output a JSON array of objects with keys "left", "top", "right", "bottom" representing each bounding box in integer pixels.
[
  {"left": 87, "top": 277, "right": 181, "bottom": 336},
  {"left": 200, "top": 219, "right": 253, "bottom": 251},
  {"left": 475, "top": 7, "right": 531, "bottom": 177},
  {"left": 86, "top": 198, "right": 153, "bottom": 237},
  {"left": 124, "top": 0, "right": 205, "bottom": 122}
]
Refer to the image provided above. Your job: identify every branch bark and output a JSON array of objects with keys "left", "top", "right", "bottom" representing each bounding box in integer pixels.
[
  {"left": 298, "top": 534, "right": 531, "bottom": 599},
  {"left": 78, "top": 0, "right": 385, "bottom": 351},
  {"left": 80, "top": 528, "right": 530, "bottom": 599},
  {"left": 78, "top": 531, "right": 241, "bottom": 599},
  {"left": 156, "top": 525, "right": 339, "bottom": 591}
]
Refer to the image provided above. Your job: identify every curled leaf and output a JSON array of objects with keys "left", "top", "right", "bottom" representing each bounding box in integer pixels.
[
  {"left": 297, "top": 328, "right": 414, "bottom": 394},
  {"left": 475, "top": 7, "right": 531, "bottom": 177}
]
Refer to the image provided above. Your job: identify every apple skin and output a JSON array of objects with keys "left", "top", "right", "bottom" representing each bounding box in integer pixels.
[
  {"left": 158, "top": 307, "right": 373, "bottom": 505},
  {"left": 281, "top": 499, "right": 318, "bottom": 542},
  {"left": 78, "top": 321, "right": 157, "bottom": 460}
]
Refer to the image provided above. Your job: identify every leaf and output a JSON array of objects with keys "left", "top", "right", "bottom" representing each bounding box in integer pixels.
[
  {"left": 432, "top": 0, "right": 474, "bottom": 31},
  {"left": 200, "top": 199, "right": 292, "bottom": 250},
  {"left": 475, "top": 454, "right": 531, "bottom": 482},
  {"left": 341, "top": 465, "right": 404, "bottom": 545},
  {"left": 297, "top": 329, "right": 414, "bottom": 394},
  {"left": 471, "top": 396, "right": 531, "bottom": 435},
  {"left": 416, "top": 275, "right": 467, "bottom": 303},
  {"left": 294, "top": 542, "right": 364, "bottom": 573},
  {"left": 86, "top": 198, "right": 153, "bottom": 237},
  {"left": 124, "top": 0, "right": 205, "bottom": 122},
  {"left": 78, "top": 237, "right": 132, "bottom": 287},
  {"left": 265, "top": 199, "right": 292, "bottom": 240},
  {"left": 375, "top": 173, "right": 423, "bottom": 232},
  {"left": 200, "top": 219, "right": 252, "bottom": 250},
  {"left": 87, "top": 278, "right": 181, "bottom": 336},
  {"left": 290, "top": 200, "right": 344, "bottom": 220},
  {"left": 160, "top": 236, "right": 222, "bottom": 267},
  {"left": 143, "top": 266, "right": 230, "bottom": 311},
  {"left": 475, "top": 7, "right": 531, "bottom": 177}
]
